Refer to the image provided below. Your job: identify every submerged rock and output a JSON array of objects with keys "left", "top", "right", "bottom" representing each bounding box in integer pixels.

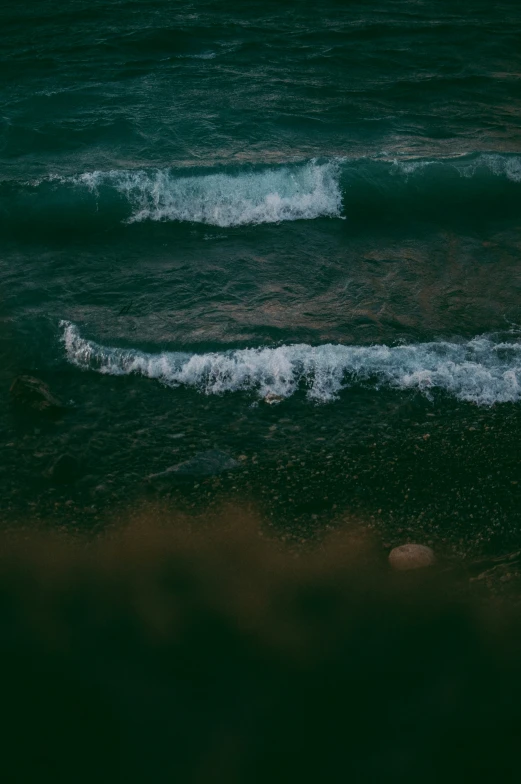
[
  {"left": 45, "top": 453, "right": 80, "bottom": 484},
  {"left": 10, "top": 375, "right": 64, "bottom": 414},
  {"left": 147, "top": 449, "right": 240, "bottom": 482},
  {"left": 389, "top": 544, "right": 437, "bottom": 571}
]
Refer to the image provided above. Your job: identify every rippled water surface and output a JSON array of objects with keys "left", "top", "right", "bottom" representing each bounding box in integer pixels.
[{"left": 2, "top": 1, "right": 521, "bottom": 551}]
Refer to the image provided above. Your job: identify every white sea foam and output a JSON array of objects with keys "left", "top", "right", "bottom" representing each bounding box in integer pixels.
[
  {"left": 73, "top": 159, "right": 343, "bottom": 226},
  {"left": 392, "top": 153, "right": 521, "bottom": 182},
  {"left": 61, "top": 322, "right": 521, "bottom": 405},
  {"left": 175, "top": 51, "right": 217, "bottom": 59}
]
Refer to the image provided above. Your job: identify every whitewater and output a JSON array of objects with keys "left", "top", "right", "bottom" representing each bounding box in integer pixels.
[
  {"left": 62, "top": 322, "right": 521, "bottom": 406},
  {"left": 72, "top": 159, "right": 344, "bottom": 226},
  {"left": 5, "top": 152, "right": 519, "bottom": 232}
]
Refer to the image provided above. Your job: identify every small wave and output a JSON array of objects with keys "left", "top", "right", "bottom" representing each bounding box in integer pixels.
[
  {"left": 73, "top": 159, "right": 343, "bottom": 227},
  {"left": 174, "top": 51, "right": 217, "bottom": 59},
  {"left": 391, "top": 152, "right": 521, "bottom": 183},
  {"left": 61, "top": 322, "right": 521, "bottom": 405}
]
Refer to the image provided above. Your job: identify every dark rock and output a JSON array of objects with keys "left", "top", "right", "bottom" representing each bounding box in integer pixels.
[
  {"left": 146, "top": 449, "right": 240, "bottom": 482},
  {"left": 77, "top": 474, "right": 97, "bottom": 490},
  {"left": 469, "top": 561, "right": 521, "bottom": 602},
  {"left": 45, "top": 453, "right": 80, "bottom": 484},
  {"left": 10, "top": 375, "right": 65, "bottom": 414},
  {"left": 468, "top": 550, "right": 521, "bottom": 577}
]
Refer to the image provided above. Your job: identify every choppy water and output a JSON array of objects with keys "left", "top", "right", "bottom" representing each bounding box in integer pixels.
[{"left": 2, "top": 1, "right": 521, "bottom": 550}]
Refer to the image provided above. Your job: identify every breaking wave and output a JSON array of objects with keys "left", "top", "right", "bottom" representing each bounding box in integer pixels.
[
  {"left": 3, "top": 152, "right": 521, "bottom": 233},
  {"left": 61, "top": 322, "right": 521, "bottom": 405},
  {"left": 72, "top": 159, "right": 343, "bottom": 226}
]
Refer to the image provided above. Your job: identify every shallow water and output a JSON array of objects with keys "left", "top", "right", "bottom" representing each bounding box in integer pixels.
[{"left": 2, "top": 1, "right": 521, "bottom": 552}]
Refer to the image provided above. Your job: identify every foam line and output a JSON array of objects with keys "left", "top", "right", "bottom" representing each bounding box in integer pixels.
[{"left": 61, "top": 322, "right": 521, "bottom": 405}]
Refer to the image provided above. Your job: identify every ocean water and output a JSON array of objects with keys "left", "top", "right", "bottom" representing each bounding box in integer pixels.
[{"left": 2, "top": 1, "right": 521, "bottom": 551}]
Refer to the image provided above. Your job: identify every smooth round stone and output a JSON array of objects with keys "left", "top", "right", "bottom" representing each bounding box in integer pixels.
[{"left": 389, "top": 544, "right": 436, "bottom": 571}]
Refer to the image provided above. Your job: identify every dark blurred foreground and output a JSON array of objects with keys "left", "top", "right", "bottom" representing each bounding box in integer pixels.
[{"left": 1, "top": 506, "right": 521, "bottom": 783}]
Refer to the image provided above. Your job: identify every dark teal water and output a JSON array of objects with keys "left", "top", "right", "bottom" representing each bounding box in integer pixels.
[{"left": 2, "top": 1, "right": 521, "bottom": 550}]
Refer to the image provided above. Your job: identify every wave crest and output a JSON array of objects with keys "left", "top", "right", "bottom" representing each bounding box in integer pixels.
[
  {"left": 391, "top": 152, "right": 521, "bottom": 182},
  {"left": 74, "top": 159, "right": 343, "bottom": 227},
  {"left": 61, "top": 322, "right": 521, "bottom": 406},
  {"left": 4, "top": 152, "right": 521, "bottom": 234}
]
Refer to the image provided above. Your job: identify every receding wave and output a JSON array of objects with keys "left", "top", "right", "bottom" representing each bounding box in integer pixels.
[
  {"left": 3, "top": 152, "right": 521, "bottom": 234},
  {"left": 61, "top": 322, "right": 521, "bottom": 405}
]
